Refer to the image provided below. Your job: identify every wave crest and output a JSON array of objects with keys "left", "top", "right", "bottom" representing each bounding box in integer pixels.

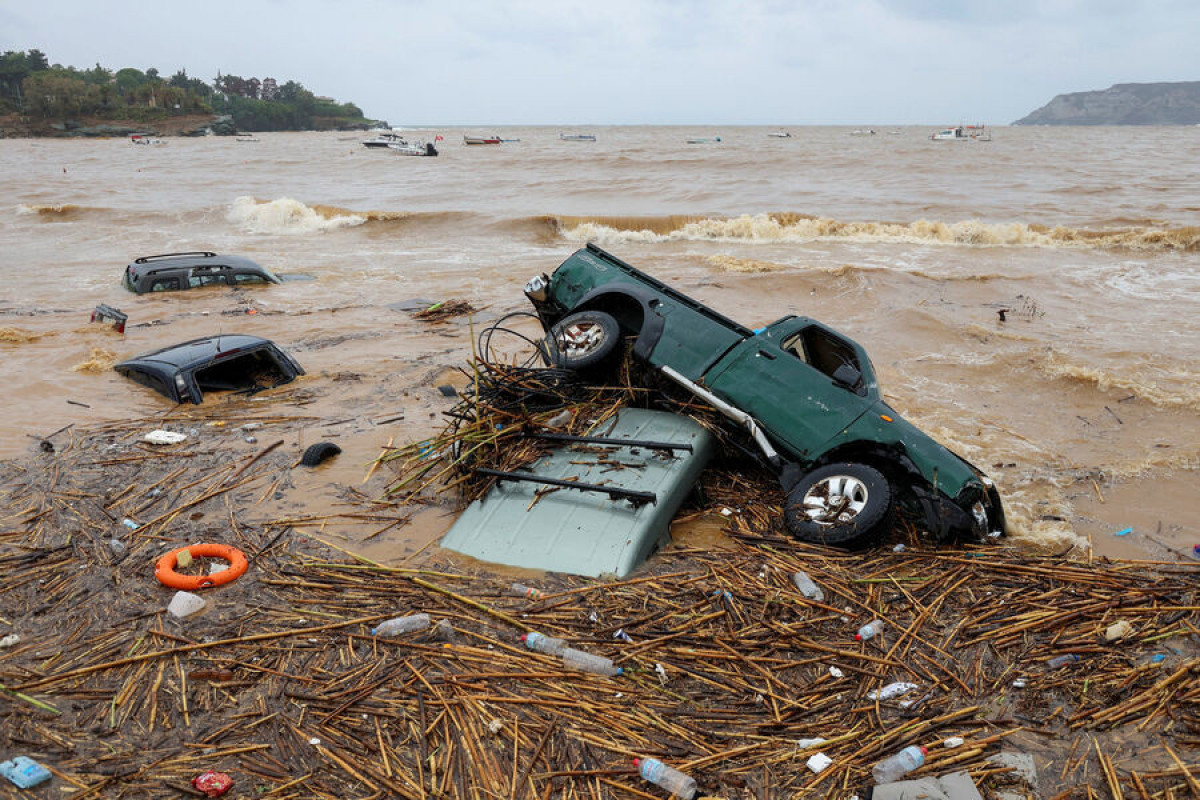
[
  {"left": 557, "top": 213, "right": 1199, "bottom": 252},
  {"left": 228, "top": 197, "right": 367, "bottom": 235},
  {"left": 1037, "top": 350, "right": 1200, "bottom": 411}
]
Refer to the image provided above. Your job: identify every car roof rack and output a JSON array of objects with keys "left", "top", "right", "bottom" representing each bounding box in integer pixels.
[{"left": 134, "top": 251, "right": 217, "bottom": 264}]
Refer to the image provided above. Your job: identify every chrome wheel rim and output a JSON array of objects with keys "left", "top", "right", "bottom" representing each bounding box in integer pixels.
[
  {"left": 801, "top": 475, "right": 869, "bottom": 525},
  {"left": 557, "top": 321, "right": 606, "bottom": 358}
]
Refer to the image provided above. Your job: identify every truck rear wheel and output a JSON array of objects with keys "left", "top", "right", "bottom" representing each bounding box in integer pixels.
[
  {"left": 784, "top": 462, "right": 892, "bottom": 546},
  {"left": 542, "top": 311, "right": 620, "bottom": 370}
]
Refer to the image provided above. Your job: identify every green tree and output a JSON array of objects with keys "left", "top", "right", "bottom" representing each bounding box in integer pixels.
[{"left": 27, "top": 49, "right": 48, "bottom": 71}]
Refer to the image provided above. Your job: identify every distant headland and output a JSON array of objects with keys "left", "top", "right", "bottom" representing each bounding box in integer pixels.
[
  {"left": 1014, "top": 81, "right": 1200, "bottom": 125},
  {"left": 0, "top": 48, "right": 379, "bottom": 137}
]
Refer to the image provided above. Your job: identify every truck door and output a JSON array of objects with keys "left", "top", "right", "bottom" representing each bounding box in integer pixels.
[{"left": 705, "top": 320, "right": 876, "bottom": 461}]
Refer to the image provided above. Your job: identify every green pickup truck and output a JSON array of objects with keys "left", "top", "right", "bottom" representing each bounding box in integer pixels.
[{"left": 524, "top": 243, "right": 1005, "bottom": 546}]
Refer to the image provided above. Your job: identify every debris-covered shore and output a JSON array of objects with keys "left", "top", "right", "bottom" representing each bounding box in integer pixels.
[{"left": 1, "top": 386, "right": 1197, "bottom": 800}]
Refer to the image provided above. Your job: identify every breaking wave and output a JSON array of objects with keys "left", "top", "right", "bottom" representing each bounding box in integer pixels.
[
  {"left": 17, "top": 203, "right": 90, "bottom": 219},
  {"left": 556, "top": 213, "right": 1200, "bottom": 252},
  {"left": 1036, "top": 350, "right": 1200, "bottom": 411},
  {"left": 228, "top": 197, "right": 368, "bottom": 235}
]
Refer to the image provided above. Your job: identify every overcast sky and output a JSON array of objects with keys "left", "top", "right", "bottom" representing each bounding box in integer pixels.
[{"left": 3, "top": 0, "right": 1197, "bottom": 125}]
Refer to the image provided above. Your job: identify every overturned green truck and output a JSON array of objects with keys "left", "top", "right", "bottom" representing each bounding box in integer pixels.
[{"left": 524, "top": 243, "right": 1005, "bottom": 546}]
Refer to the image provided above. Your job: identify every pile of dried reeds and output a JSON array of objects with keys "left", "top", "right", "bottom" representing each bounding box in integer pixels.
[
  {"left": 412, "top": 300, "right": 480, "bottom": 323},
  {"left": 1, "top": 376, "right": 1197, "bottom": 799}
]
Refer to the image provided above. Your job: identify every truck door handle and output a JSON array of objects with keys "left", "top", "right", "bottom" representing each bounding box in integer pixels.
[{"left": 756, "top": 350, "right": 776, "bottom": 360}]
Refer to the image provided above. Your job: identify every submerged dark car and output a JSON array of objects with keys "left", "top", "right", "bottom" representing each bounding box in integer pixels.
[
  {"left": 122, "top": 252, "right": 281, "bottom": 294},
  {"left": 114, "top": 335, "right": 304, "bottom": 404}
]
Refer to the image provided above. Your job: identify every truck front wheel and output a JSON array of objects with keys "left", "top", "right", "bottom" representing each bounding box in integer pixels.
[
  {"left": 542, "top": 311, "right": 620, "bottom": 370},
  {"left": 784, "top": 462, "right": 892, "bottom": 546}
]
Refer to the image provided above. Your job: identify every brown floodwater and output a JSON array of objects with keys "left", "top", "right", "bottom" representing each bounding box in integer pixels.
[{"left": 2, "top": 126, "right": 1197, "bottom": 562}]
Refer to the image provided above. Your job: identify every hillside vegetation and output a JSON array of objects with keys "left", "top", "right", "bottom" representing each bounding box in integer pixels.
[{"left": 0, "top": 48, "right": 374, "bottom": 135}]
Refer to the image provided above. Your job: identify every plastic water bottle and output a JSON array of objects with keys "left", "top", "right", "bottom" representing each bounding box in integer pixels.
[
  {"left": 522, "top": 631, "right": 567, "bottom": 655},
  {"left": 510, "top": 583, "right": 545, "bottom": 601},
  {"left": 562, "top": 647, "right": 622, "bottom": 676},
  {"left": 855, "top": 619, "right": 885, "bottom": 641},
  {"left": 0, "top": 756, "right": 53, "bottom": 789},
  {"left": 871, "top": 744, "right": 927, "bottom": 784},
  {"left": 372, "top": 613, "right": 431, "bottom": 636},
  {"left": 790, "top": 570, "right": 824, "bottom": 602},
  {"left": 1046, "top": 653, "right": 1080, "bottom": 669},
  {"left": 634, "top": 757, "right": 698, "bottom": 799}
]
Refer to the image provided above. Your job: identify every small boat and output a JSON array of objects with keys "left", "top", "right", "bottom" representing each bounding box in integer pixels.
[
  {"left": 389, "top": 139, "right": 439, "bottom": 157},
  {"left": 235, "top": 136, "right": 260, "bottom": 143},
  {"left": 767, "top": 131, "right": 791, "bottom": 138},
  {"left": 362, "top": 131, "right": 408, "bottom": 148},
  {"left": 130, "top": 134, "right": 166, "bottom": 145},
  {"left": 559, "top": 133, "right": 596, "bottom": 142},
  {"left": 930, "top": 124, "right": 991, "bottom": 141},
  {"left": 850, "top": 128, "right": 877, "bottom": 136},
  {"left": 686, "top": 136, "right": 722, "bottom": 144},
  {"left": 463, "top": 135, "right": 502, "bottom": 145}
]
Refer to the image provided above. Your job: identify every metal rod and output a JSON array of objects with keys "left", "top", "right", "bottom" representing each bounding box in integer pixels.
[
  {"left": 474, "top": 468, "right": 657, "bottom": 506},
  {"left": 527, "top": 432, "right": 692, "bottom": 453}
]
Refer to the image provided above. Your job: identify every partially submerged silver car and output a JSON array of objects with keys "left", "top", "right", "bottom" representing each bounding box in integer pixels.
[{"left": 114, "top": 335, "right": 304, "bottom": 404}]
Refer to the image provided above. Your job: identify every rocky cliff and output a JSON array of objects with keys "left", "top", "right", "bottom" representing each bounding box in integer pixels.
[{"left": 1014, "top": 81, "right": 1200, "bottom": 125}]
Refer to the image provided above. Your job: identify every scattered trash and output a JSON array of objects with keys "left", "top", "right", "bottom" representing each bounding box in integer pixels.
[
  {"left": 806, "top": 752, "right": 833, "bottom": 774},
  {"left": 712, "top": 589, "right": 733, "bottom": 601},
  {"left": 308, "top": 737, "right": 321, "bottom": 746},
  {"left": 371, "top": 613, "right": 431, "bottom": 636},
  {"left": 434, "top": 619, "right": 458, "bottom": 643},
  {"left": 1, "top": 756, "right": 52, "bottom": 788},
  {"left": 89, "top": 303, "right": 127, "bottom": 334},
  {"left": 244, "top": 436, "right": 258, "bottom": 444},
  {"left": 545, "top": 409, "right": 572, "bottom": 428},
  {"left": 0, "top": 633, "right": 20, "bottom": 648},
  {"left": 167, "top": 590, "right": 207, "bottom": 619},
  {"left": 892, "top": 543, "right": 906, "bottom": 552},
  {"left": 562, "top": 648, "right": 622, "bottom": 676},
  {"left": 1046, "top": 654, "right": 1081, "bottom": 669},
  {"left": 855, "top": 619, "right": 885, "bottom": 642},
  {"left": 828, "top": 666, "right": 844, "bottom": 678},
  {"left": 1114, "top": 527, "right": 1133, "bottom": 537},
  {"left": 437, "top": 384, "right": 458, "bottom": 397},
  {"left": 654, "top": 663, "right": 669, "bottom": 684},
  {"left": 108, "top": 537, "right": 126, "bottom": 556},
  {"left": 943, "top": 737, "right": 965, "bottom": 748},
  {"left": 634, "top": 757, "right": 697, "bottom": 799},
  {"left": 122, "top": 518, "right": 140, "bottom": 530},
  {"left": 795, "top": 737, "right": 827, "bottom": 749},
  {"left": 720, "top": 507, "right": 733, "bottom": 516},
  {"left": 1012, "top": 678, "right": 1027, "bottom": 688},
  {"left": 522, "top": 631, "right": 568, "bottom": 655},
  {"left": 300, "top": 441, "right": 342, "bottom": 466},
  {"left": 872, "top": 744, "right": 927, "bottom": 784},
  {"left": 1104, "top": 619, "right": 1134, "bottom": 641},
  {"left": 191, "top": 771, "right": 234, "bottom": 797},
  {"left": 790, "top": 570, "right": 825, "bottom": 601},
  {"left": 143, "top": 429, "right": 187, "bottom": 445},
  {"left": 1151, "top": 653, "right": 1167, "bottom": 663},
  {"left": 867, "top": 682, "right": 919, "bottom": 702},
  {"left": 177, "top": 549, "right": 193, "bottom": 568},
  {"left": 613, "top": 628, "right": 633, "bottom": 643},
  {"left": 510, "top": 582, "right": 545, "bottom": 601},
  {"left": 486, "top": 718, "right": 504, "bottom": 735}
]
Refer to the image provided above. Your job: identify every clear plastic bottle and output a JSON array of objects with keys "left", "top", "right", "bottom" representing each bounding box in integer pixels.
[
  {"left": 871, "top": 744, "right": 927, "bottom": 784},
  {"left": 855, "top": 619, "right": 885, "bottom": 641},
  {"left": 561, "top": 647, "right": 622, "bottom": 676},
  {"left": 371, "top": 613, "right": 431, "bottom": 636},
  {"left": 634, "top": 757, "right": 698, "bottom": 799},
  {"left": 790, "top": 570, "right": 824, "bottom": 602},
  {"left": 510, "top": 582, "right": 546, "bottom": 601},
  {"left": 1046, "top": 653, "right": 1080, "bottom": 669},
  {"left": 522, "top": 631, "right": 567, "bottom": 655}
]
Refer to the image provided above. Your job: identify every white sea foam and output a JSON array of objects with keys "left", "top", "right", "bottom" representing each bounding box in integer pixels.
[{"left": 228, "top": 196, "right": 366, "bottom": 235}]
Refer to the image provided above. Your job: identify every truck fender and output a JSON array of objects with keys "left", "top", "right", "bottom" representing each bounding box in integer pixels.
[{"left": 570, "top": 285, "right": 666, "bottom": 360}]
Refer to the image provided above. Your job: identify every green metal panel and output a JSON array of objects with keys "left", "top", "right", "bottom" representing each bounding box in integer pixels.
[{"left": 441, "top": 409, "right": 714, "bottom": 578}]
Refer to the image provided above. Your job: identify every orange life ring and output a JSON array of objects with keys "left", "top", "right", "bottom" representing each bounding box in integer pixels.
[{"left": 155, "top": 543, "right": 249, "bottom": 590}]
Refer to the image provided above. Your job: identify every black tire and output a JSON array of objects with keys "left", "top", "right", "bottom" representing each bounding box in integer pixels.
[
  {"left": 541, "top": 311, "right": 621, "bottom": 371},
  {"left": 784, "top": 462, "right": 892, "bottom": 546},
  {"left": 301, "top": 441, "right": 342, "bottom": 467}
]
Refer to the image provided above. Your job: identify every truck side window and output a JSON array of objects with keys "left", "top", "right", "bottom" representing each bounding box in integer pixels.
[{"left": 782, "top": 328, "right": 860, "bottom": 380}]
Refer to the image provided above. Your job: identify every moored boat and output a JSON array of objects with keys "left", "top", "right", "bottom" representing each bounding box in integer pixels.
[
  {"left": 362, "top": 131, "right": 408, "bottom": 148},
  {"left": 685, "top": 136, "right": 722, "bottom": 144},
  {"left": 463, "top": 135, "right": 502, "bottom": 145},
  {"left": 930, "top": 124, "right": 991, "bottom": 141},
  {"left": 559, "top": 133, "right": 597, "bottom": 142}
]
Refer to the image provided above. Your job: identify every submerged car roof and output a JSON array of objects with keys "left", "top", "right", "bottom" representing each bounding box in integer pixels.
[
  {"left": 117, "top": 334, "right": 280, "bottom": 370},
  {"left": 126, "top": 252, "right": 270, "bottom": 279}
]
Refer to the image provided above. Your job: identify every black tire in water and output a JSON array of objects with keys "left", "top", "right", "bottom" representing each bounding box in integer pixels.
[
  {"left": 541, "top": 310, "right": 621, "bottom": 371},
  {"left": 784, "top": 462, "right": 893, "bottom": 546},
  {"left": 301, "top": 442, "right": 342, "bottom": 467}
]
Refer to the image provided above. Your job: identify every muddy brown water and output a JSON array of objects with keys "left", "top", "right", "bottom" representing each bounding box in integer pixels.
[{"left": 2, "top": 126, "right": 1198, "bottom": 562}]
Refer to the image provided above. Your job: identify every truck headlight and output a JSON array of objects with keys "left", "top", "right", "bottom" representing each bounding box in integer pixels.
[{"left": 524, "top": 274, "right": 549, "bottom": 302}]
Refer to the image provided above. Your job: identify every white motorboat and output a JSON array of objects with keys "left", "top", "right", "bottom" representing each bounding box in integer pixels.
[
  {"left": 930, "top": 125, "right": 991, "bottom": 141},
  {"left": 767, "top": 131, "right": 791, "bottom": 138},
  {"left": 389, "top": 139, "right": 439, "bottom": 157},
  {"left": 362, "top": 131, "right": 408, "bottom": 148},
  {"left": 559, "top": 133, "right": 597, "bottom": 142}
]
